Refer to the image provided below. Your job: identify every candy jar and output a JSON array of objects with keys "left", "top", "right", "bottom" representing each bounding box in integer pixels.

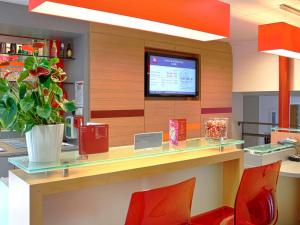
[{"left": 204, "top": 118, "right": 229, "bottom": 139}]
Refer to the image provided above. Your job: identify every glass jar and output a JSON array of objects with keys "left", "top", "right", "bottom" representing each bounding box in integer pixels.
[{"left": 204, "top": 118, "right": 229, "bottom": 139}]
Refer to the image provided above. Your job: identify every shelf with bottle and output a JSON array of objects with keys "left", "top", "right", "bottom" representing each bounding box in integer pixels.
[
  {"left": 0, "top": 37, "right": 75, "bottom": 62},
  {"left": 0, "top": 52, "right": 75, "bottom": 60}
]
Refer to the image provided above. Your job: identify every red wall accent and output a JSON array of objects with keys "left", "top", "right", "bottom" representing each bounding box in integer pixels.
[
  {"left": 201, "top": 107, "right": 232, "bottom": 114},
  {"left": 91, "top": 110, "right": 144, "bottom": 118},
  {"left": 279, "top": 56, "right": 290, "bottom": 128}
]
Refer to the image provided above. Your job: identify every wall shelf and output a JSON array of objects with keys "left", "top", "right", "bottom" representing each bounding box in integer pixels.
[{"left": 0, "top": 52, "right": 75, "bottom": 61}]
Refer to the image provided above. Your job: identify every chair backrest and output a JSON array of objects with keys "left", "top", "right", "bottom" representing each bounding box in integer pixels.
[
  {"left": 234, "top": 161, "right": 282, "bottom": 225},
  {"left": 124, "top": 177, "right": 196, "bottom": 225}
]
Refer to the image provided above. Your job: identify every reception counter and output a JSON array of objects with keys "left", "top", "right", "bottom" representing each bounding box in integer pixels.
[{"left": 8, "top": 138, "right": 243, "bottom": 225}]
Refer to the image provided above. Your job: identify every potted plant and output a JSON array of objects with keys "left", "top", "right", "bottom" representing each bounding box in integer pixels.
[{"left": 0, "top": 56, "right": 75, "bottom": 163}]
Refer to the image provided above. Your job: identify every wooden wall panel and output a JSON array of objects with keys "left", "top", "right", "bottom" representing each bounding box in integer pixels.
[
  {"left": 92, "top": 117, "right": 144, "bottom": 147},
  {"left": 201, "top": 50, "right": 233, "bottom": 108},
  {"left": 174, "top": 101, "right": 201, "bottom": 138},
  {"left": 89, "top": 23, "right": 233, "bottom": 146},
  {"left": 90, "top": 33, "right": 144, "bottom": 111},
  {"left": 144, "top": 101, "right": 175, "bottom": 133}
]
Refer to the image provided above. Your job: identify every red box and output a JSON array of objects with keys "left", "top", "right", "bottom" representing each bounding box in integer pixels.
[
  {"left": 169, "top": 119, "right": 187, "bottom": 145},
  {"left": 78, "top": 124, "right": 109, "bottom": 155}
]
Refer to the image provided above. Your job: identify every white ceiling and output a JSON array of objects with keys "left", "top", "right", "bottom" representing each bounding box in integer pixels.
[
  {"left": 221, "top": 0, "right": 300, "bottom": 42},
  {"left": 2, "top": 0, "right": 300, "bottom": 42}
]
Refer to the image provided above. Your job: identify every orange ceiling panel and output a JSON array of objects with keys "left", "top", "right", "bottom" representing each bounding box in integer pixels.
[
  {"left": 29, "top": 0, "right": 230, "bottom": 41},
  {"left": 258, "top": 22, "right": 300, "bottom": 59}
]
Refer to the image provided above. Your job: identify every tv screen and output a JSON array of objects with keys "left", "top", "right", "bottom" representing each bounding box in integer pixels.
[{"left": 145, "top": 52, "right": 199, "bottom": 97}]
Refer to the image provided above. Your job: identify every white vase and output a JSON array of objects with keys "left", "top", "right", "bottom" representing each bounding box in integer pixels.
[{"left": 26, "top": 124, "right": 64, "bottom": 163}]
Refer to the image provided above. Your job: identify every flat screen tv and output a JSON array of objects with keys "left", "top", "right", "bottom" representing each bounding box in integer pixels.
[{"left": 145, "top": 51, "right": 199, "bottom": 97}]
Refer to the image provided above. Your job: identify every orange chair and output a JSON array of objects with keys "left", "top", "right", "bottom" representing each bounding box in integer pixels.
[
  {"left": 191, "top": 161, "right": 282, "bottom": 225},
  {"left": 124, "top": 178, "right": 196, "bottom": 225}
]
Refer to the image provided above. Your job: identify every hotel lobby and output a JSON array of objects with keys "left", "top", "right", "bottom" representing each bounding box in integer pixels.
[{"left": 0, "top": 0, "right": 299, "bottom": 225}]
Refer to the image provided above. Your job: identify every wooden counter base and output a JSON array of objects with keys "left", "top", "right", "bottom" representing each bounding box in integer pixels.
[{"left": 9, "top": 147, "right": 243, "bottom": 225}]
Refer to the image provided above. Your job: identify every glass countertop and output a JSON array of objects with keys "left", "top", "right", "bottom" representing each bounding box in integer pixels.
[
  {"left": 271, "top": 127, "right": 300, "bottom": 133},
  {"left": 244, "top": 143, "right": 295, "bottom": 154},
  {"left": 8, "top": 138, "right": 244, "bottom": 174}
]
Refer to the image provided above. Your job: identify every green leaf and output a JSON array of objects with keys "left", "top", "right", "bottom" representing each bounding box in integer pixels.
[
  {"left": 0, "top": 78, "right": 9, "bottom": 94},
  {"left": 40, "top": 58, "right": 51, "bottom": 70},
  {"left": 32, "top": 91, "right": 41, "bottom": 106},
  {"left": 20, "top": 95, "right": 35, "bottom": 112},
  {"left": 23, "top": 123, "right": 35, "bottom": 133},
  {"left": 51, "top": 83, "right": 63, "bottom": 97},
  {"left": 39, "top": 75, "right": 51, "bottom": 89},
  {"left": 24, "top": 56, "right": 35, "bottom": 70},
  {"left": 37, "top": 103, "right": 51, "bottom": 119},
  {"left": 19, "top": 83, "right": 27, "bottom": 99},
  {"left": 61, "top": 101, "right": 76, "bottom": 113},
  {"left": 17, "top": 70, "right": 29, "bottom": 83},
  {"left": 11, "top": 119, "right": 25, "bottom": 133},
  {"left": 0, "top": 96, "right": 17, "bottom": 129},
  {"left": 50, "top": 57, "right": 59, "bottom": 65}
]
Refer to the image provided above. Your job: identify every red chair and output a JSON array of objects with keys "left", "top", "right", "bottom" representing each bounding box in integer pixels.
[
  {"left": 191, "top": 161, "right": 282, "bottom": 225},
  {"left": 124, "top": 178, "right": 196, "bottom": 225}
]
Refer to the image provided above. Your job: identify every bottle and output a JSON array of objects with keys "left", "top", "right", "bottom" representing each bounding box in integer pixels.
[
  {"left": 43, "top": 40, "right": 50, "bottom": 56},
  {"left": 10, "top": 43, "right": 16, "bottom": 54},
  {"left": 17, "top": 46, "right": 22, "bottom": 54},
  {"left": 66, "top": 43, "right": 73, "bottom": 59},
  {"left": 0, "top": 42, "right": 6, "bottom": 53},
  {"left": 60, "top": 43, "right": 65, "bottom": 58},
  {"left": 51, "top": 40, "right": 58, "bottom": 57}
]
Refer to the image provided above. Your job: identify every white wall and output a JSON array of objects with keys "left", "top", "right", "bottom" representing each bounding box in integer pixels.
[
  {"left": 233, "top": 40, "right": 300, "bottom": 92},
  {"left": 233, "top": 40, "right": 278, "bottom": 92}
]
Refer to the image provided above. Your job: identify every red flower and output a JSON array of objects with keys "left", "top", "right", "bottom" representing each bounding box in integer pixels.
[
  {"left": 3, "top": 70, "right": 12, "bottom": 78},
  {"left": 50, "top": 94, "right": 59, "bottom": 108},
  {"left": 29, "top": 67, "right": 50, "bottom": 77},
  {"left": 51, "top": 69, "right": 67, "bottom": 82}
]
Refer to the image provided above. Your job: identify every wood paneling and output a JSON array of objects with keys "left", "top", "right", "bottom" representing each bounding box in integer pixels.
[
  {"left": 174, "top": 100, "right": 201, "bottom": 138},
  {"left": 89, "top": 23, "right": 233, "bottom": 146},
  {"left": 92, "top": 117, "right": 144, "bottom": 147},
  {"left": 90, "top": 33, "right": 144, "bottom": 111},
  {"left": 201, "top": 50, "right": 233, "bottom": 108},
  {"left": 145, "top": 101, "right": 175, "bottom": 133}
]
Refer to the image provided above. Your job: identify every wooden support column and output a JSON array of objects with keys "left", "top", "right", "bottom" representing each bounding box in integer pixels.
[{"left": 279, "top": 56, "right": 291, "bottom": 128}]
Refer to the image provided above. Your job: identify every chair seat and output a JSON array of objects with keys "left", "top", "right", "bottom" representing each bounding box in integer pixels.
[{"left": 191, "top": 206, "right": 234, "bottom": 225}]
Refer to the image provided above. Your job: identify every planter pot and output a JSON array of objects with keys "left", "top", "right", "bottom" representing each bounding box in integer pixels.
[{"left": 26, "top": 124, "right": 64, "bottom": 163}]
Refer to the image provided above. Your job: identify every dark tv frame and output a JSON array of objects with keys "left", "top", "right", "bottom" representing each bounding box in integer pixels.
[{"left": 144, "top": 51, "right": 199, "bottom": 97}]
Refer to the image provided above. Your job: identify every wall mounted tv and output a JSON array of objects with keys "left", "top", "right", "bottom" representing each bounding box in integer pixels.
[{"left": 145, "top": 51, "right": 199, "bottom": 97}]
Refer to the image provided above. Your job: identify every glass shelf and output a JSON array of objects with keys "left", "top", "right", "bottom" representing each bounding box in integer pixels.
[
  {"left": 0, "top": 52, "right": 75, "bottom": 60},
  {"left": 271, "top": 127, "right": 300, "bottom": 133},
  {"left": 8, "top": 138, "right": 244, "bottom": 174},
  {"left": 244, "top": 143, "right": 295, "bottom": 154}
]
